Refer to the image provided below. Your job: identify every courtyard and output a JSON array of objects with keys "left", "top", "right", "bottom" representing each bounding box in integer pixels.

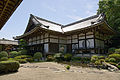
[{"left": 0, "top": 62, "right": 120, "bottom": 80}]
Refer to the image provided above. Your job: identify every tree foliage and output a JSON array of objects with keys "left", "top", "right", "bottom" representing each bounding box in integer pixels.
[
  {"left": 19, "top": 39, "right": 27, "bottom": 50},
  {"left": 98, "top": 0, "right": 120, "bottom": 47}
]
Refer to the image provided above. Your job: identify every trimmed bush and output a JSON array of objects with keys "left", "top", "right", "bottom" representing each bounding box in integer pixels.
[
  {"left": 47, "top": 55, "right": 54, "bottom": 61},
  {"left": 66, "top": 65, "right": 70, "bottom": 70},
  {"left": 108, "top": 53, "right": 120, "bottom": 62},
  {"left": 9, "top": 51, "right": 21, "bottom": 58},
  {"left": 117, "top": 65, "right": 120, "bottom": 69},
  {"left": 108, "top": 58, "right": 116, "bottom": 63},
  {"left": 14, "top": 55, "right": 32, "bottom": 59},
  {"left": 8, "top": 58, "right": 15, "bottom": 61},
  {"left": 16, "top": 59, "right": 27, "bottom": 63},
  {"left": 115, "top": 48, "right": 120, "bottom": 54},
  {"left": 0, "top": 51, "right": 8, "bottom": 58},
  {"left": 95, "top": 60, "right": 101, "bottom": 65},
  {"left": 91, "top": 55, "right": 98, "bottom": 63},
  {"left": 64, "top": 53, "right": 72, "bottom": 61},
  {"left": 14, "top": 55, "right": 32, "bottom": 63},
  {"left": 0, "top": 57, "right": 8, "bottom": 61},
  {"left": 98, "top": 56, "right": 105, "bottom": 59},
  {"left": 72, "top": 57, "right": 82, "bottom": 61},
  {"left": 108, "top": 47, "right": 116, "bottom": 54},
  {"left": 33, "top": 52, "right": 42, "bottom": 61},
  {"left": 0, "top": 61, "right": 20, "bottom": 73},
  {"left": 19, "top": 50, "right": 27, "bottom": 55},
  {"left": 54, "top": 53, "right": 63, "bottom": 62},
  {"left": 105, "top": 58, "right": 109, "bottom": 62},
  {"left": 26, "top": 58, "right": 33, "bottom": 62}
]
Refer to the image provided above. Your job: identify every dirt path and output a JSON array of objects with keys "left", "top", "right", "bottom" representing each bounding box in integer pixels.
[{"left": 0, "top": 62, "right": 120, "bottom": 80}]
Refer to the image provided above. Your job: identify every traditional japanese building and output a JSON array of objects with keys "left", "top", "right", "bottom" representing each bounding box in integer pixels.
[
  {"left": 0, "top": 38, "right": 18, "bottom": 52},
  {"left": 15, "top": 13, "right": 115, "bottom": 56}
]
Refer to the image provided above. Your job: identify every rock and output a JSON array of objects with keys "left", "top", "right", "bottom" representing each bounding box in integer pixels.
[{"left": 102, "top": 62, "right": 119, "bottom": 72}]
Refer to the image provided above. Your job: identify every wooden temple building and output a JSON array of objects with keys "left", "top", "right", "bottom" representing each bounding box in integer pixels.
[
  {"left": 0, "top": 38, "right": 18, "bottom": 52},
  {"left": 15, "top": 13, "right": 115, "bottom": 56},
  {"left": 0, "top": 0, "right": 23, "bottom": 29}
]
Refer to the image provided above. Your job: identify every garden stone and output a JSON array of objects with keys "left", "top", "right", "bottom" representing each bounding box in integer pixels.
[{"left": 102, "top": 62, "right": 119, "bottom": 72}]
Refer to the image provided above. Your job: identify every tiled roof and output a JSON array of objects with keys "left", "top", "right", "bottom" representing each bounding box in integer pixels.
[
  {"left": 31, "top": 14, "right": 104, "bottom": 33},
  {"left": 0, "top": 39, "right": 18, "bottom": 45}
]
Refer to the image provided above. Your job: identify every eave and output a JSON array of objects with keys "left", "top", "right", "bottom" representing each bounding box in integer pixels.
[{"left": 0, "top": 0, "right": 23, "bottom": 30}]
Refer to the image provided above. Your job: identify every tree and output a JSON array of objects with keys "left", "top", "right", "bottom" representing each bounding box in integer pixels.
[
  {"left": 98, "top": 0, "right": 120, "bottom": 48},
  {"left": 18, "top": 39, "right": 27, "bottom": 50}
]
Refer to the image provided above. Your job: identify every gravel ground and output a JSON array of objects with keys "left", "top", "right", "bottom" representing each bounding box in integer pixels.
[{"left": 0, "top": 62, "right": 120, "bottom": 80}]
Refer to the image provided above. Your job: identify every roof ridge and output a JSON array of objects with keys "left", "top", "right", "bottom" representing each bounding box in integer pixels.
[
  {"left": 63, "top": 15, "right": 98, "bottom": 27},
  {"left": 35, "top": 16, "right": 63, "bottom": 26}
]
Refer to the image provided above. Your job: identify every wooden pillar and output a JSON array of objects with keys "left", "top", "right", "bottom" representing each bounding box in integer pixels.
[
  {"left": 71, "top": 35, "right": 72, "bottom": 53},
  {"left": 93, "top": 28, "right": 96, "bottom": 54},
  {"left": 84, "top": 31, "right": 87, "bottom": 54}
]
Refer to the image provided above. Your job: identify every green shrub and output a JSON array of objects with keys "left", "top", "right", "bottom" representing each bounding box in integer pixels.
[
  {"left": 14, "top": 55, "right": 32, "bottom": 59},
  {"left": 108, "top": 47, "right": 116, "bottom": 54},
  {"left": 66, "top": 65, "right": 70, "bottom": 70},
  {"left": 47, "top": 55, "right": 54, "bottom": 61},
  {"left": 19, "top": 50, "right": 27, "bottom": 55},
  {"left": 99, "top": 59, "right": 105, "bottom": 63},
  {"left": 108, "top": 58, "right": 116, "bottom": 63},
  {"left": 16, "top": 59, "right": 27, "bottom": 63},
  {"left": 64, "top": 53, "right": 72, "bottom": 61},
  {"left": 105, "top": 58, "right": 109, "bottom": 62},
  {"left": 54, "top": 53, "right": 63, "bottom": 62},
  {"left": 82, "top": 57, "right": 91, "bottom": 62},
  {"left": 108, "top": 53, "right": 120, "bottom": 62},
  {"left": 9, "top": 51, "right": 21, "bottom": 58},
  {"left": 117, "top": 65, "right": 120, "bottom": 69},
  {"left": 0, "top": 61, "right": 20, "bottom": 73},
  {"left": 26, "top": 58, "right": 33, "bottom": 62},
  {"left": 91, "top": 55, "right": 98, "bottom": 63},
  {"left": 98, "top": 56, "right": 105, "bottom": 59},
  {"left": 0, "top": 57, "right": 8, "bottom": 61},
  {"left": 72, "top": 57, "right": 81, "bottom": 61},
  {"left": 33, "top": 52, "right": 42, "bottom": 61},
  {"left": 0, "top": 51, "right": 8, "bottom": 58},
  {"left": 115, "top": 48, "right": 120, "bottom": 54},
  {"left": 14, "top": 55, "right": 32, "bottom": 63},
  {"left": 95, "top": 60, "right": 101, "bottom": 65},
  {"left": 8, "top": 58, "right": 15, "bottom": 61}
]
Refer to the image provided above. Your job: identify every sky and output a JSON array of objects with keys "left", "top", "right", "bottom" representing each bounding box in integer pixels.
[{"left": 0, "top": 0, "right": 99, "bottom": 40}]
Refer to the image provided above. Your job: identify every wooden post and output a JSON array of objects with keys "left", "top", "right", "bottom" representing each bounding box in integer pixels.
[{"left": 93, "top": 28, "right": 96, "bottom": 54}]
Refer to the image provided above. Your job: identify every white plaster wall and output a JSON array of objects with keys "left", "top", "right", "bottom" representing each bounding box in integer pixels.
[
  {"left": 72, "top": 39, "right": 78, "bottom": 43},
  {"left": 45, "top": 33, "right": 49, "bottom": 38},
  {"left": 41, "top": 35, "right": 43, "bottom": 39},
  {"left": 50, "top": 38, "right": 58, "bottom": 43},
  {"left": 50, "top": 35, "right": 58, "bottom": 38},
  {"left": 67, "top": 36, "right": 71, "bottom": 39},
  {"left": 79, "top": 33, "right": 85, "bottom": 36},
  {"left": 59, "top": 39, "right": 66, "bottom": 44},
  {"left": 86, "top": 35, "right": 94, "bottom": 38},
  {"left": 72, "top": 35, "right": 77, "bottom": 39},
  {"left": 86, "top": 32, "right": 93, "bottom": 35},
  {"left": 41, "top": 40, "right": 43, "bottom": 43},
  {"left": 79, "top": 36, "right": 85, "bottom": 39},
  {"left": 37, "top": 36, "right": 40, "bottom": 40},
  {"left": 45, "top": 38, "right": 49, "bottom": 42},
  {"left": 67, "top": 40, "right": 71, "bottom": 44}
]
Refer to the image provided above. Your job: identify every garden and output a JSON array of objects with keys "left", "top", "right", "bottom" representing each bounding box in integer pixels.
[{"left": 0, "top": 47, "right": 120, "bottom": 74}]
